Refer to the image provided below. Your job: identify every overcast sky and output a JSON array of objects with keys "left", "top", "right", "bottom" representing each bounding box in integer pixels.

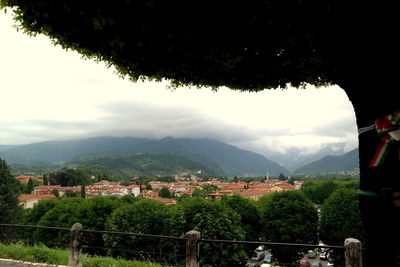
[{"left": 0, "top": 12, "right": 358, "bottom": 157}]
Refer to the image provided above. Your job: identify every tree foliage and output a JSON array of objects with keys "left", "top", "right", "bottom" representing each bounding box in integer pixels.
[
  {"left": 47, "top": 168, "right": 90, "bottom": 186},
  {"left": 0, "top": 158, "right": 21, "bottom": 223},
  {"left": 76, "top": 164, "right": 113, "bottom": 182},
  {"left": 220, "top": 195, "right": 261, "bottom": 242},
  {"left": 1, "top": 0, "right": 375, "bottom": 91},
  {"left": 104, "top": 198, "right": 173, "bottom": 260},
  {"left": 172, "top": 197, "right": 246, "bottom": 266},
  {"left": 259, "top": 190, "right": 319, "bottom": 264},
  {"left": 42, "top": 174, "right": 48, "bottom": 186},
  {"left": 25, "top": 178, "right": 34, "bottom": 194},
  {"left": 23, "top": 198, "right": 58, "bottom": 226},
  {"left": 158, "top": 187, "right": 172, "bottom": 198},
  {"left": 301, "top": 180, "right": 338, "bottom": 205},
  {"left": 320, "top": 188, "right": 364, "bottom": 245},
  {"left": 191, "top": 184, "right": 218, "bottom": 198},
  {"left": 23, "top": 196, "right": 123, "bottom": 250},
  {"left": 16, "top": 191, "right": 365, "bottom": 265},
  {"left": 120, "top": 194, "right": 141, "bottom": 204},
  {"left": 278, "top": 173, "right": 287, "bottom": 181},
  {"left": 319, "top": 188, "right": 363, "bottom": 265}
]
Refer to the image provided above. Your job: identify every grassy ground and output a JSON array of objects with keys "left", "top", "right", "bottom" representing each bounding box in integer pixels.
[{"left": 0, "top": 243, "right": 167, "bottom": 267}]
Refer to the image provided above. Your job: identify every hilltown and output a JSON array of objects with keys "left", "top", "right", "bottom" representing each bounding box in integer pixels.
[{"left": 16, "top": 175, "right": 301, "bottom": 209}]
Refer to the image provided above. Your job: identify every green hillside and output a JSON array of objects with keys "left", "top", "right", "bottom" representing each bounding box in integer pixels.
[
  {"left": 66, "top": 152, "right": 218, "bottom": 177},
  {"left": 0, "top": 136, "right": 289, "bottom": 176},
  {"left": 293, "top": 149, "right": 359, "bottom": 174},
  {"left": 0, "top": 137, "right": 148, "bottom": 163},
  {"left": 9, "top": 161, "right": 60, "bottom": 175}
]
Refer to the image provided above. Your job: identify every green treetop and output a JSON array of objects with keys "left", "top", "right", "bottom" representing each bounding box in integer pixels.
[
  {"left": 259, "top": 190, "right": 319, "bottom": 264},
  {"left": 158, "top": 186, "right": 172, "bottom": 198},
  {"left": 0, "top": 158, "right": 21, "bottom": 223}
]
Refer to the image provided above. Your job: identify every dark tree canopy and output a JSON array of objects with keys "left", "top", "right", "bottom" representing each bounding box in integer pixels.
[
  {"left": 104, "top": 198, "right": 174, "bottom": 260},
  {"left": 320, "top": 188, "right": 364, "bottom": 265},
  {"left": 301, "top": 180, "right": 337, "bottom": 205},
  {"left": 2, "top": 0, "right": 397, "bottom": 94},
  {"left": 158, "top": 186, "right": 172, "bottom": 198},
  {"left": 0, "top": 1, "right": 322, "bottom": 89},
  {"left": 0, "top": 158, "right": 21, "bottom": 223},
  {"left": 220, "top": 195, "right": 261, "bottom": 242},
  {"left": 259, "top": 190, "right": 319, "bottom": 263},
  {"left": 47, "top": 168, "right": 90, "bottom": 186},
  {"left": 320, "top": 188, "right": 364, "bottom": 246}
]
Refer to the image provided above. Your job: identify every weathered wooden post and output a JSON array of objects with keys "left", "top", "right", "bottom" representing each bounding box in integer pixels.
[
  {"left": 68, "top": 223, "right": 83, "bottom": 267},
  {"left": 344, "top": 238, "right": 362, "bottom": 267},
  {"left": 185, "top": 230, "right": 200, "bottom": 267}
]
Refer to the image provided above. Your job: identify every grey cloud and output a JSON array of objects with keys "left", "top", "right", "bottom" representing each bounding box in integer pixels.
[
  {"left": 308, "top": 116, "right": 357, "bottom": 137},
  {"left": 2, "top": 102, "right": 262, "bottom": 145},
  {"left": 93, "top": 101, "right": 259, "bottom": 143},
  {"left": 0, "top": 120, "right": 97, "bottom": 144},
  {"left": 0, "top": 100, "right": 358, "bottom": 158}
]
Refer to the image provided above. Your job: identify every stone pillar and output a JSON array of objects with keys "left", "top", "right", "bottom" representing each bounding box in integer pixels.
[
  {"left": 185, "top": 230, "right": 200, "bottom": 267},
  {"left": 345, "top": 238, "right": 362, "bottom": 267},
  {"left": 68, "top": 223, "right": 83, "bottom": 267}
]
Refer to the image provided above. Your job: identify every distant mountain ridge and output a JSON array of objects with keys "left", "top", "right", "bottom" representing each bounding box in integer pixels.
[
  {"left": 267, "top": 144, "right": 352, "bottom": 172},
  {"left": 67, "top": 152, "right": 216, "bottom": 177},
  {"left": 0, "top": 136, "right": 290, "bottom": 176},
  {"left": 293, "top": 148, "right": 359, "bottom": 174},
  {"left": 0, "top": 145, "right": 16, "bottom": 151}
]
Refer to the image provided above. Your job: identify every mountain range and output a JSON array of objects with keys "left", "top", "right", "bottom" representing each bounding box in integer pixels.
[
  {"left": 0, "top": 136, "right": 290, "bottom": 177},
  {"left": 67, "top": 152, "right": 219, "bottom": 177},
  {"left": 0, "top": 136, "right": 359, "bottom": 177},
  {"left": 293, "top": 148, "right": 359, "bottom": 174},
  {"left": 266, "top": 143, "right": 353, "bottom": 172}
]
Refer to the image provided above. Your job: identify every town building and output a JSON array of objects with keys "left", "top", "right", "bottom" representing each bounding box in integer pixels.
[{"left": 18, "top": 194, "right": 56, "bottom": 209}]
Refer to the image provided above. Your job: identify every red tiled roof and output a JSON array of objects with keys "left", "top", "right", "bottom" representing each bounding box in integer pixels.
[
  {"left": 278, "top": 184, "right": 295, "bottom": 189},
  {"left": 225, "top": 185, "right": 246, "bottom": 190},
  {"left": 251, "top": 185, "right": 273, "bottom": 190},
  {"left": 18, "top": 194, "right": 37, "bottom": 202},
  {"left": 124, "top": 185, "right": 140, "bottom": 189},
  {"left": 16, "top": 176, "right": 43, "bottom": 182},
  {"left": 208, "top": 190, "right": 231, "bottom": 196},
  {"left": 34, "top": 185, "right": 62, "bottom": 190},
  {"left": 267, "top": 180, "right": 283, "bottom": 185},
  {"left": 222, "top": 189, "right": 234, "bottom": 192},
  {"left": 18, "top": 194, "right": 56, "bottom": 202}
]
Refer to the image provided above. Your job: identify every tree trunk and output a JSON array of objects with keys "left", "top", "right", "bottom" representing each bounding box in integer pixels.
[{"left": 341, "top": 77, "right": 400, "bottom": 267}]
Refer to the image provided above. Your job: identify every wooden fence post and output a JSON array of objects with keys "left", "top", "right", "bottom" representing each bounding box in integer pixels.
[
  {"left": 185, "top": 230, "right": 200, "bottom": 267},
  {"left": 68, "top": 223, "right": 83, "bottom": 267},
  {"left": 345, "top": 238, "right": 362, "bottom": 267}
]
